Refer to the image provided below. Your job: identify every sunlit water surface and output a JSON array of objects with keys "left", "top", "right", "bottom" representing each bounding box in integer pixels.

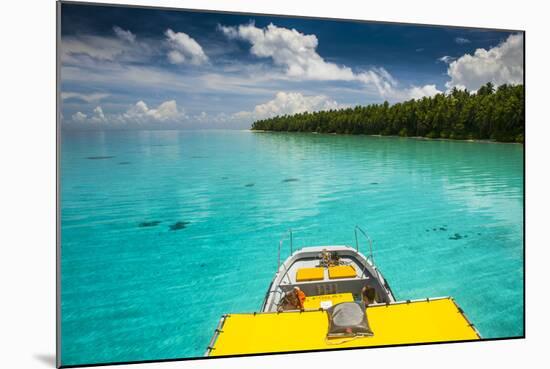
[{"left": 61, "top": 130, "right": 523, "bottom": 365}]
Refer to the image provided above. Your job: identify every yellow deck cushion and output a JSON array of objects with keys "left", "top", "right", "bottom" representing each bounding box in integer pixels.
[
  {"left": 209, "top": 298, "right": 480, "bottom": 356},
  {"left": 328, "top": 265, "right": 356, "bottom": 279},
  {"left": 303, "top": 293, "right": 354, "bottom": 310},
  {"left": 296, "top": 267, "right": 325, "bottom": 282}
]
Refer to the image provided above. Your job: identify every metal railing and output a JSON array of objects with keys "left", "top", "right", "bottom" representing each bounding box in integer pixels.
[
  {"left": 277, "top": 229, "right": 293, "bottom": 271},
  {"left": 354, "top": 225, "right": 374, "bottom": 264}
]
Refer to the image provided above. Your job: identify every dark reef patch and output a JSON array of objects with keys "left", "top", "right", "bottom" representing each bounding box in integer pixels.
[
  {"left": 169, "top": 221, "right": 190, "bottom": 231},
  {"left": 370, "top": 182, "right": 379, "bottom": 185},
  {"left": 439, "top": 227, "right": 447, "bottom": 231},
  {"left": 86, "top": 156, "right": 114, "bottom": 160},
  {"left": 448, "top": 233, "right": 463, "bottom": 240},
  {"left": 282, "top": 178, "right": 299, "bottom": 183},
  {"left": 139, "top": 220, "right": 161, "bottom": 228}
]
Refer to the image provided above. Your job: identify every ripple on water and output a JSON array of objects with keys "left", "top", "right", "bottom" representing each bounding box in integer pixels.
[{"left": 61, "top": 131, "right": 524, "bottom": 364}]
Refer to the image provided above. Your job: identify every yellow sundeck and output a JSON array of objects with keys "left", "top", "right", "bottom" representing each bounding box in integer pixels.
[
  {"left": 207, "top": 297, "right": 480, "bottom": 356},
  {"left": 205, "top": 228, "right": 481, "bottom": 357}
]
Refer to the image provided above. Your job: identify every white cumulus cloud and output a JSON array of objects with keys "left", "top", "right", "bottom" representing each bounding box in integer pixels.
[
  {"left": 62, "top": 36, "right": 126, "bottom": 62},
  {"left": 165, "top": 29, "right": 208, "bottom": 65},
  {"left": 122, "top": 100, "right": 183, "bottom": 123},
  {"left": 454, "top": 37, "right": 471, "bottom": 44},
  {"left": 68, "top": 100, "right": 185, "bottom": 126},
  {"left": 90, "top": 106, "right": 106, "bottom": 123},
  {"left": 234, "top": 91, "right": 345, "bottom": 121},
  {"left": 61, "top": 34, "right": 151, "bottom": 64},
  {"left": 219, "top": 22, "right": 356, "bottom": 81},
  {"left": 70, "top": 107, "right": 106, "bottom": 124},
  {"left": 445, "top": 33, "right": 524, "bottom": 91},
  {"left": 113, "top": 26, "right": 136, "bottom": 43},
  {"left": 219, "top": 22, "right": 438, "bottom": 100},
  {"left": 405, "top": 85, "right": 441, "bottom": 100},
  {"left": 71, "top": 111, "right": 87, "bottom": 123},
  {"left": 438, "top": 56, "right": 456, "bottom": 64},
  {"left": 61, "top": 92, "right": 110, "bottom": 103}
]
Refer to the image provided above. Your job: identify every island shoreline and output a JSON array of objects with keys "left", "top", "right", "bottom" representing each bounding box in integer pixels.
[{"left": 248, "top": 129, "right": 523, "bottom": 145}]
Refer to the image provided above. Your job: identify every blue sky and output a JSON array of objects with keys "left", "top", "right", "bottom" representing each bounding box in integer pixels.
[{"left": 60, "top": 3, "right": 523, "bottom": 129}]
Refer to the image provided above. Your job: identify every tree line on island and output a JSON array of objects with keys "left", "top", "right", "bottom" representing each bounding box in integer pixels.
[{"left": 251, "top": 83, "right": 524, "bottom": 143}]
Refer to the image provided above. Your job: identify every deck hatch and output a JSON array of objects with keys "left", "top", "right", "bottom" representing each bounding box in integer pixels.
[
  {"left": 296, "top": 267, "right": 325, "bottom": 282},
  {"left": 328, "top": 265, "right": 357, "bottom": 279}
]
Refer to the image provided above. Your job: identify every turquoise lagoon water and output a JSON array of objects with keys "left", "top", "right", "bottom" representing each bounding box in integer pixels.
[{"left": 60, "top": 130, "right": 524, "bottom": 365}]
